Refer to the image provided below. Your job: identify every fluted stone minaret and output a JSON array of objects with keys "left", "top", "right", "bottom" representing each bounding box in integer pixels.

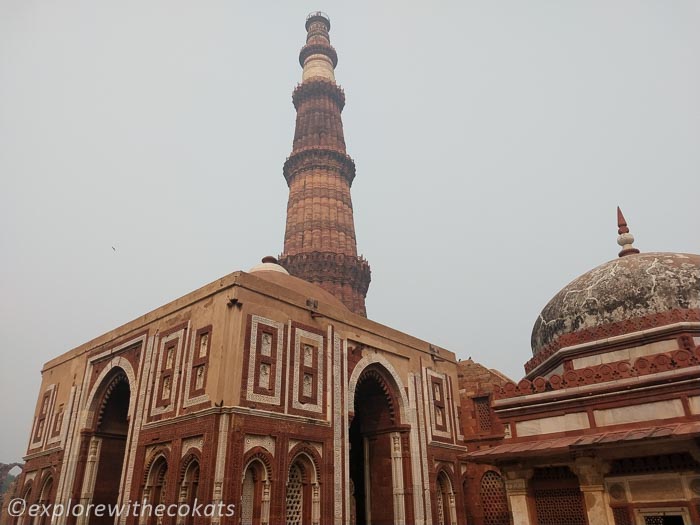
[{"left": 279, "top": 12, "right": 371, "bottom": 316}]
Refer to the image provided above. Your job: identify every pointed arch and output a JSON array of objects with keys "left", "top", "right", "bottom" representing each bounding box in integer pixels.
[
  {"left": 82, "top": 358, "right": 137, "bottom": 432},
  {"left": 142, "top": 455, "right": 169, "bottom": 525},
  {"left": 178, "top": 450, "right": 202, "bottom": 483},
  {"left": 143, "top": 448, "right": 171, "bottom": 484},
  {"left": 348, "top": 354, "right": 409, "bottom": 424},
  {"left": 17, "top": 481, "right": 33, "bottom": 525},
  {"left": 37, "top": 474, "right": 55, "bottom": 525},
  {"left": 240, "top": 449, "right": 274, "bottom": 525},
  {"left": 77, "top": 363, "right": 133, "bottom": 525},
  {"left": 285, "top": 449, "right": 322, "bottom": 525},
  {"left": 241, "top": 447, "right": 274, "bottom": 482},
  {"left": 178, "top": 454, "right": 201, "bottom": 525},
  {"left": 435, "top": 469, "right": 456, "bottom": 525},
  {"left": 20, "top": 479, "right": 33, "bottom": 501},
  {"left": 287, "top": 444, "right": 322, "bottom": 484}
]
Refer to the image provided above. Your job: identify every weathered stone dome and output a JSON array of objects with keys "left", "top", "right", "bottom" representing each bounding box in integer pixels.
[{"left": 531, "top": 252, "right": 700, "bottom": 357}]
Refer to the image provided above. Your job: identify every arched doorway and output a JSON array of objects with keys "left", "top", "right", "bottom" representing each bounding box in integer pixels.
[
  {"left": 349, "top": 365, "right": 404, "bottom": 525},
  {"left": 88, "top": 371, "right": 131, "bottom": 525},
  {"left": 240, "top": 458, "right": 271, "bottom": 525}
]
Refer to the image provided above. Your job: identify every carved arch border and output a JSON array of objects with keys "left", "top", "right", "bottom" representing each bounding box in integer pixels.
[
  {"left": 36, "top": 468, "right": 57, "bottom": 502},
  {"left": 287, "top": 443, "right": 322, "bottom": 485},
  {"left": 178, "top": 449, "right": 202, "bottom": 483},
  {"left": 81, "top": 357, "right": 137, "bottom": 433},
  {"left": 435, "top": 464, "right": 457, "bottom": 493},
  {"left": 19, "top": 478, "right": 34, "bottom": 503},
  {"left": 348, "top": 353, "right": 409, "bottom": 424},
  {"left": 142, "top": 447, "right": 171, "bottom": 484},
  {"left": 242, "top": 447, "right": 274, "bottom": 482}
]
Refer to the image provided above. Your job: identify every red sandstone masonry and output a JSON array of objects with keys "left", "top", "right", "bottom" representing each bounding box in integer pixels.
[{"left": 278, "top": 15, "right": 370, "bottom": 316}]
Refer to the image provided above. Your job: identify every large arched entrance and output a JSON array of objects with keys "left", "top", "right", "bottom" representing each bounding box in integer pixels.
[
  {"left": 82, "top": 370, "right": 131, "bottom": 525},
  {"left": 349, "top": 365, "right": 405, "bottom": 525}
]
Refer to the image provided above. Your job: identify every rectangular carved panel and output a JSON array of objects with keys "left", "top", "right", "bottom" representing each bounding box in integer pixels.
[
  {"left": 149, "top": 324, "right": 188, "bottom": 419},
  {"left": 242, "top": 315, "right": 285, "bottom": 407},
  {"left": 289, "top": 323, "right": 325, "bottom": 417},
  {"left": 183, "top": 325, "right": 212, "bottom": 409}
]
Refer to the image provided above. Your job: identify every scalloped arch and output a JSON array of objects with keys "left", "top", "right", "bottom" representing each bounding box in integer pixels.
[
  {"left": 348, "top": 354, "right": 408, "bottom": 424},
  {"left": 242, "top": 448, "right": 274, "bottom": 482},
  {"left": 82, "top": 357, "right": 136, "bottom": 433},
  {"left": 287, "top": 444, "right": 322, "bottom": 485},
  {"left": 143, "top": 448, "right": 170, "bottom": 484},
  {"left": 179, "top": 451, "right": 202, "bottom": 483}
]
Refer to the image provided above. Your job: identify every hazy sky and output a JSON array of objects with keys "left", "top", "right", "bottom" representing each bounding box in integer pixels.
[{"left": 1, "top": 1, "right": 699, "bottom": 462}]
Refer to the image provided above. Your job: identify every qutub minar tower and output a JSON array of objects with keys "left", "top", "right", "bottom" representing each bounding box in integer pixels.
[{"left": 279, "top": 12, "right": 371, "bottom": 316}]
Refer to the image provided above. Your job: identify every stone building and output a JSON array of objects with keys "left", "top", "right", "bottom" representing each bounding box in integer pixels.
[
  {"left": 12, "top": 13, "right": 468, "bottom": 525},
  {"left": 10, "top": 11, "right": 700, "bottom": 525},
  {"left": 460, "top": 209, "right": 700, "bottom": 525}
]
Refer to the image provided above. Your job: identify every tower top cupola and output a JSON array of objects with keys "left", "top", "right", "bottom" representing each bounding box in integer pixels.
[{"left": 300, "top": 12, "right": 337, "bottom": 82}]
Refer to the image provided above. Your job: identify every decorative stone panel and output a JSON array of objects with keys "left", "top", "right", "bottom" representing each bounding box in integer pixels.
[
  {"left": 244, "top": 435, "right": 275, "bottom": 456},
  {"left": 182, "top": 325, "right": 212, "bottom": 409},
  {"left": 150, "top": 324, "right": 188, "bottom": 419},
  {"left": 242, "top": 315, "right": 286, "bottom": 408},
  {"left": 424, "top": 368, "right": 452, "bottom": 441},
  {"left": 289, "top": 323, "right": 326, "bottom": 417}
]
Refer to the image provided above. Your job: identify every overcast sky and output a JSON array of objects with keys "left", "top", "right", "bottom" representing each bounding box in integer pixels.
[{"left": 1, "top": 1, "right": 699, "bottom": 462}]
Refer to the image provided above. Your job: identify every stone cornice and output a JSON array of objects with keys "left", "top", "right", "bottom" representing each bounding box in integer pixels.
[
  {"left": 279, "top": 251, "right": 371, "bottom": 296},
  {"left": 299, "top": 42, "right": 338, "bottom": 68},
  {"left": 525, "top": 309, "right": 700, "bottom": 374},
  {"left": 292, "top": 79, "right": 345, "bottom": 110},
  {"left": 283, "top": 147, "right": 356, "bottom": 186}
]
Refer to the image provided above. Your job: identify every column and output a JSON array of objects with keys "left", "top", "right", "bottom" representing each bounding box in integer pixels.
[
  {"left": 502, "top": 467, "right": 533, "bottom": 525},
  {"left": 176, "top": 483, "right": 188, "bottom": 525},
  {"left": 261, "top": 481, "right": 271, "bottom": 525},
  {"left": 77, "top": 436, "right": 101, "bottom": 525},
  {"left": 311, "top": 483, "right": 321, "bottom": 525},
  {"left": 390, "top": 432, "right": 406, "bottom": 525},
  {"left": 572, "top": 456, "right": 612, "bottom": 525}
]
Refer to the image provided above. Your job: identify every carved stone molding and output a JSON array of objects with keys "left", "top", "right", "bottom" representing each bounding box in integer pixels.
[
  {"left": 244, "top": 435, "right": 275, "bottom": 456},
  {"left": 181, "top": 436, "right": 204, "bottom": 456},
  {"left": 283, "top": 148, "right": 356, "bottom": 186}
]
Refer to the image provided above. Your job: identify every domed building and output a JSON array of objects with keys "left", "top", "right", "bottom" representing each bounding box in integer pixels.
[
  {"left": 10, "top": 14, "right": 469, "bottom": 525},
  {"left": 8, "top": 12, "right": 700, "bottom": 525},
  {"left": 461, "top": 209, "right": 700, "bottom": 525}
]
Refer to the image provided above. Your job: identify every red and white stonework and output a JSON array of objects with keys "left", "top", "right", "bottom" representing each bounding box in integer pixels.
[
  {"left": 8, "top": 15, "right": 466, "bottom": 525},
  {"left": 7, "top": 13, "right": 700, "bottom": 525}
]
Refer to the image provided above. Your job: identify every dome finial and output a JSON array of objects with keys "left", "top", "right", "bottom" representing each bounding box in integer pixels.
[{"left": 617, "top": 206, "right": 640, "bottom": 257}]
